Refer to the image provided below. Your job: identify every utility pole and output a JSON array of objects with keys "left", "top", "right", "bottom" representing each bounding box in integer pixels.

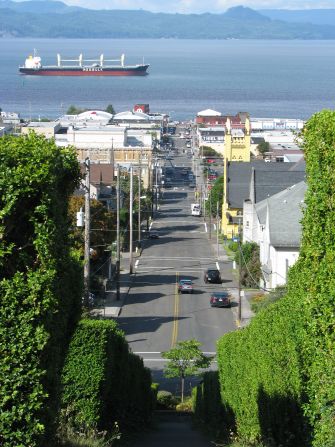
[
  {"left": 84, "top": 157, "right": 90, "bottom": 306},
  {"left": 129, "top": 165, "right": 134, "bottom": 274},
  {"left": 237, "top": 219, "right": 242, "bottom": 325},
  {"left": 155, "top": 162, "right": 158, "bottom": 211},
  {"left": 209, "top": 193, "right": 212, "bottom": 240},
  {"left": 216, "top": 201, "right": 219, "bottom": 260},
  {"left": 151, "top": 163, "right": 154, "bottom": 218},
  {"left": 116, "top": 165, "right": 120, "bottom": 300},
  {"left": 138, "top": 165, "right": 142, "bottom": 243}
]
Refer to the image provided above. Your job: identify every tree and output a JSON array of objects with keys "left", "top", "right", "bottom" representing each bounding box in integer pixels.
[
  {"left": 200, "top": 145, "right": 222, "bottom": 158},
  {"left": 235, "top": 241, "right": 261, "bottom": 287},
  {"left": 105, "top": 104, "right": 115, "bottom": 114},
  {"left": 68, "top": 196, "right": 116, "bottom": 260},
  {"left": 257, "top": 141, "right": 270, "bottom": 157},
  {"left": 66, "top": 105, "right": 86, "bottom": 115},
  {"left": 162, "top": 340, "right": 212, "bottom": 402},
  {"left": 206, "top": 175, "right": 223, "bottom": 217}
]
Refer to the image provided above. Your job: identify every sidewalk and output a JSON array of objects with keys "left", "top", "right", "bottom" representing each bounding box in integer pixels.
[
  {"left": 91, "top": 249, "right": 141, "bottom": 318},
  {"left": 206, "top": 231, "right": 255, "bottom": 329}
]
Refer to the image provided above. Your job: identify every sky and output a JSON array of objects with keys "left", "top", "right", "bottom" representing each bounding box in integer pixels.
[{"left": 60, "top": 0, "right": 335, "bottom": 13}]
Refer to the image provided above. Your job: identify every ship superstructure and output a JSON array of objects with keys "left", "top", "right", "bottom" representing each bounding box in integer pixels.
[{"left": 19, "top": 53, "right": 149, "bottom": 76}]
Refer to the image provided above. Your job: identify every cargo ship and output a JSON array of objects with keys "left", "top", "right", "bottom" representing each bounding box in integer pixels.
[{"left": 19, "top": 53, "right": 149, "bottom": 76}]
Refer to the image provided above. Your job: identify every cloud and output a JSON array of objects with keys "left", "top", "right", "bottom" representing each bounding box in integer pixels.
[{"left": 65, "top": 0, "right": 335, "bottom": 13}]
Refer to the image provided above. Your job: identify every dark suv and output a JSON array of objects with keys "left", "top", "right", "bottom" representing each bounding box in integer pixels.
[{"left": 204, "top": 269, "right": 222, "bottom": 284}]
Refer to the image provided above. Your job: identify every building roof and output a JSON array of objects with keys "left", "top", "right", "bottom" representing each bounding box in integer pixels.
[
  {"left": 77, "top": 110, "right": 113, "bottom": 120},
  {"left": 227, "top": 161, "right": 305, "bottom": 208},
  {"left": 80, "top": 163, "right": 115, "bottom": 184},
  {"left": 197, "top": 109, "right": 221, "bottom": 117},
  {"left": 26, "top": 121, "right": 59, "bottom": 128},
  {"left": 255, "top": 181, "right": 307, "bottom": 247},
  {"left": 199, "top": 129, "right": 225, "bottom": 136},
  {"left": 113, "top": 110, "right": 150, "bottom": 121}
]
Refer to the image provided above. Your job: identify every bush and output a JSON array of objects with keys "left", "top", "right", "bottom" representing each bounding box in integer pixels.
[
  {"left": 251, "top": 287, "right": 287, "bottom": 314},
  {"left": 217, "top": 297, "right": 306, "bottom": 446},
  {"left": 228, "top": 241, "right": 239, "bottom": 252},
  {"left": 213, "top": 112, "right": 335, "bottom": 447},
  {"left": 192, "top": 371, "right": 232, "bottom": 440},
  {"left": 0, "top": 134, "right": 82, "bottom": 447},
  {"left": 60, "top": 319, "right": 154, "bottom": 441},
  {"left": 176, "top": 396, "right": 193, "bottom": 412},
  {"left": 156, "top": 391, "right": 178, "bottom": 409},
  {"left": 235, "top": 242, "right": 261, "bottom": 287}
]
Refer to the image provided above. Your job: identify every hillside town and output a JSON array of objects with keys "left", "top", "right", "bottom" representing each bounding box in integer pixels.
[{"left": 1, "top": 105, "right": 306, "bottom": 292}]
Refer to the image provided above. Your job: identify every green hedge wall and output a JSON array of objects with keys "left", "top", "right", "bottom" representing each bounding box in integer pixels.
[
  {"left": 0, "top": 134, "right": 82, "bottom": 447},
  {"left": 217, "top": 296, "right": 306, "bottom": 446},
  {"left": 60, "top": 319, "right": 154, "bottom": 435},
  {"left": 215, "top": 110, "right": 335, "bottom": 447},
  {"left": 192, "top": 371, "right": 233, "bottom": 439}
]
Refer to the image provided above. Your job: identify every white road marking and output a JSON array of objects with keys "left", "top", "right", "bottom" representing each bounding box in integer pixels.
[
  {"left": 135, "top": 260, "right": 139, "bottom": 268},
  {"left": 134, "top": 351, "right": 216, "bottom": 356},
  {"left": 134, "top": 352, "right": 161, "bottom": 354},
  {"left": 205, "top": 222, "right": 208, "bottom": 232},
  {"left": 216, "top": 261, "right": 220, "bottom": 271},
  {"left": 136, "top": 267, "right": 206, "bottom": 272},
  {"left": 140, "top": 256, "right": 215, "bottom": 261},
  {"left": 140, "top": 358, "right": 217, "bottom": 363}
]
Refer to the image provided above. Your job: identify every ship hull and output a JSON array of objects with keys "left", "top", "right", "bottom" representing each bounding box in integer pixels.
[{"left": 19, "top": 65, "right": 149, "bottom": 76}]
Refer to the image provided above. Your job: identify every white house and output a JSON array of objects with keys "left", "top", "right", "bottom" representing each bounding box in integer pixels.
[{"left": 243, "top": 181, "right": 307, "bottom": 289}]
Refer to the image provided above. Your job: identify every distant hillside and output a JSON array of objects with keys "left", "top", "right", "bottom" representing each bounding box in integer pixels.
[
  {"left": 260, "top": 9, "right": 335, "bottom": 26},
  {"left": 1, "top": 1, "right": 335, "bottom": 39}
]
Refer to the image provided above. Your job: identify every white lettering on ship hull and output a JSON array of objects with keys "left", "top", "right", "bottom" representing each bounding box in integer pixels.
[{"left": 82, "top": 67, "right": 104, "bottom": 72}]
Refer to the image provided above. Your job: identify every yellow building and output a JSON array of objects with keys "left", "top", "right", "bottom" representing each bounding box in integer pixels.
[
  {"left": 221, "top": 117, "right": 251, "bottom": 237},
  {"left": 224, "top": 116, "right": 251, "bottom": 162}
]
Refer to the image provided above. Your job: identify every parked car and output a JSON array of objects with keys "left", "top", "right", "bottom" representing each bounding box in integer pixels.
[
  {"left": 178, "top": 278, "right": 193, "bottom": 293},
  {"left": 204, "top": 269, "right": 222, "bottom": 284},
  {"left": 210, "top": 291, "right": 231, "bottom": 308}
]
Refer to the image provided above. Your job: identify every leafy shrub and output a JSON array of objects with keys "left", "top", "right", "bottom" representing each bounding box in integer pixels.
[
  {"left": 228, "top": 241, "right": 239, "bottom": 252},
  {"left": 214, "top": 111, "right": 335, "bottom": 447},
  {"left": 235, "top": 242, "right": 261, "bottom": 287},
  {"left": 192, "top": 371, "right": 232, "bottom": 440},
  {"left": 0, "top": 134, "right": 82, "bottom": 447},
  {"left": 156, "top": 390, "right": 178, "bottom": 409},
  {"left": 60, "top": 319, "right": 154, "bottom": 439},
  {"left": 176, "top": 396, "right": 193, "bottom": 412},
  {"left": 251, "top": 287, "right": 287, "bottom": 314}
]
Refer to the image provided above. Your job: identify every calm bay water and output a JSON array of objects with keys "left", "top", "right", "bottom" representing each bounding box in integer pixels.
[{"left": 0, "top": 38, "right": 335, "bottom": 120}]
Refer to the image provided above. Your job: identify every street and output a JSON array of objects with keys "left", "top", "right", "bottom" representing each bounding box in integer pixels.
[{"left": 118, "top": 133, "right": 238, "bottom": 393}]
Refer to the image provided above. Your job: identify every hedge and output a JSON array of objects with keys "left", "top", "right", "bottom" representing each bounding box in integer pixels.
[
  {"left": 0, "top": 134, "right": 82, "bottom": 447},
  {"left": 192, "top": 371, "right": 233, "bottom": 440},
  {"left": 217, "top": 296, "right": 306, "bottom": 446},
  {"left": 214, "top": 110, "right": 335, "bottom": 447},
  {"left": 60, "top": 319, "right": 154, "bottom": 436}
]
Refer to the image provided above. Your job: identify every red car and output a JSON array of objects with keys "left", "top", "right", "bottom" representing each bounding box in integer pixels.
[
  {"left": 210, "top": 291, "right": 231, "bottom": 308},
  {"left": 178, "top": 279, "right": 193, "bottom": 294}
]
